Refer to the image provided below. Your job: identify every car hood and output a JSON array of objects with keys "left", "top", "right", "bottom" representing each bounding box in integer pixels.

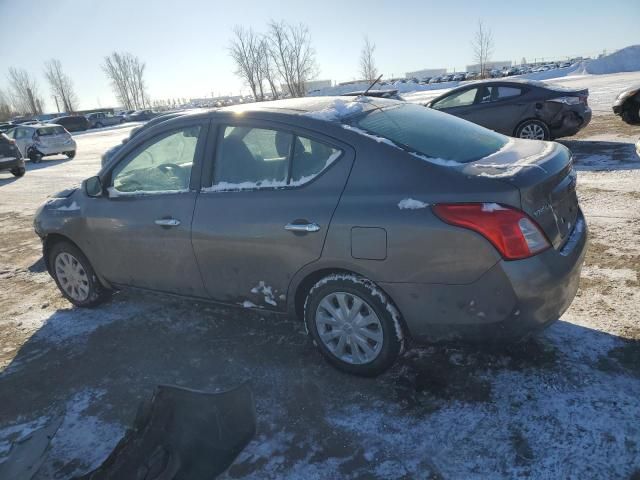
[
  {"left": 49, "top": 186, "right": 78, "bottom": 198},
  {"left": 613, "top": 84, "right": 640, "bottom": 107}
]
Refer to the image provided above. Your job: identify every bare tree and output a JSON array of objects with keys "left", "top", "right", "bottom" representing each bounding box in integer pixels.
[
  {"left": 472, "top": 20, "right": 494, "bottom": 78},
  {"left": 7, "top": 67, "right": 44, "bottom": 115},
  {"left": 44, "top": 59, "right": 78, "bottom": 113},
  {"left": 258, "top": 38, "right": 279, "bottom": 99},
  {"left": 266, "top": 20, "right": 318, "bottom": 97},
  {"left": 0, "top": 88, "right": 15, "bottom": 121},
  {"left": 229, "top": 26, "right": 265, "bottom": 101},
  {"left": 359, "top": 36, "right": 378, "bottom": 82},
  {"left": 103, "top": 52, "right": 149, "bottom": 110}
]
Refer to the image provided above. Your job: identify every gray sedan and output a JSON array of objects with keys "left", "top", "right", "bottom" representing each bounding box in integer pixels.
[{"left": 34, "top": 97, "right": 587, "bottom": 376}]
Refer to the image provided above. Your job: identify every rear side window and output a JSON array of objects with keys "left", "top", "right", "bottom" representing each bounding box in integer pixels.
[
  {"left": 354, "top": 103, "right": 508, "bottom": 164},
  {"left": 479, "top": 86, "right": 524, "bottom": 103},
  {"left": 292, "top": 137, "right": 341, "bottom": 183},
  {"left": 212, "top": 126, "right": 341, "bottom": 190}
]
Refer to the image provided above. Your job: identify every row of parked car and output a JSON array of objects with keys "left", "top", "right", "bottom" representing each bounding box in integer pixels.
[{"left": 0, "top": 109, "right": 159, "bottom": 135}]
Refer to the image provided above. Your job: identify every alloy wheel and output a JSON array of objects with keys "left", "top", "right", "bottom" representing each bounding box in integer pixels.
[
  {"left": 55, "top": 252, "right": 90, "bottom": 301},
  {"left": 519, "top": 123, "right": 546, "bottom": 140},
  {"left": 315, "top": 291, "right": 383, "bottom": 365}
]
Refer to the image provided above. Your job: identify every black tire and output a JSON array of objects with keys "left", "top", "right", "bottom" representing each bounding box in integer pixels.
[
  {"left": 304, "top": 274, "right": 405, "bottom": 376},
  {"left": 621, "top": 102, "right": 640, "bottom": 125},
  {"left": 515, "top": 119, "right": 551, "bottom": 141},
  {"left": 66, "top": 151, "right": 76, "bottom": 159},
  {"left": 48, "top": 240, "right": 111, "bottom": 308},
  {"left": 95, "top": 122, "right": 104, "bottom": 129},
  {"left": 28, "top": 149, "right": 43, "bottom": 163},
  {"left": 10, "top": 167, "right": 25, "bottom": 177}
]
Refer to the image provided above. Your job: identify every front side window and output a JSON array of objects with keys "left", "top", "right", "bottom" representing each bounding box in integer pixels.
[
  {"left": 111, "top": 125, "right": 201, "bottom": 194},
  {"left": 354, "top": 103, "right": 508, "bottom": 163},
  {"left": 212, "top": 126, "right": 342, "bottom": 190},
  {"left": 431, "top": 88, "right": 478, "bottom": 109}
]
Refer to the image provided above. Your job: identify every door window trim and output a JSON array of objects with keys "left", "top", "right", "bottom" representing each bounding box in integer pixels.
[{"left": 203, "top": 119, "right": 346, "bottom": 193}]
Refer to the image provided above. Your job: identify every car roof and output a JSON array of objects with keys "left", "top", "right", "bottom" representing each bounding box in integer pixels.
[{"left": 218, "top": 96, "right": 395, "bottom": 116}]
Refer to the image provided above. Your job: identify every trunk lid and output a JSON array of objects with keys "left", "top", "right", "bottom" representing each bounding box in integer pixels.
[{"left": 465, "top": 139, "right": 578, "bottom": 249}]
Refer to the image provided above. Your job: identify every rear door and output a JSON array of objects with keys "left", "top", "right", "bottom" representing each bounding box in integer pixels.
[
  {"left": 191, "top": 120, "right": 354, "bottom": 309},
  {"left": 83, "top": 118, "right": 209, "bottom": 296}
]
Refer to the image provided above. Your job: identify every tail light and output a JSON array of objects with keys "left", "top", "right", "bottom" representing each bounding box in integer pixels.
[
  {"left": 432, "top": 203, "right": 550, "bottom": 260},
  {"left": 579, "top": 95, "right": 588, "bottom": 106}
]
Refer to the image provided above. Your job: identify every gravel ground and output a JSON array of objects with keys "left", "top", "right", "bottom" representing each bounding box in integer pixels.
[{"left": 0, "top": 86, "right": 639, "bottom": 479}]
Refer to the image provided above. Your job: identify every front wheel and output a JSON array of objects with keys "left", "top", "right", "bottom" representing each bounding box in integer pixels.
[
  {"left": 621, "top": 102, "right": 640, "bottom": 125},
  {"left": 66, "top": 151, "right": 76, "bottom": 159},
  {"left": 28, "top": 149, "right": 43, "bottom": 163},
  {"left": 49, "top": 241, "right": 111, "bottom": 307},
  {"left": 10, "top": 167, "right": 25, "bottom": 177},
  {"left": 304, "top": 274, "right": 405, "bottom": 376},
  {"left": 515, "top": 119, "right": 550, "bottom": 140}
]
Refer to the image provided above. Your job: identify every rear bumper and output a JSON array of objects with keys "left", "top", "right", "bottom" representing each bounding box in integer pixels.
[
  {"left": 0, "top": 156, "right": 25, "bottom": 171},
  {"left": 381, "top": 211, "right": 588, "bottom": 343},
  {"left": 37, "top": 142, "right": 76, "bottom": 155},
  {"left": 550, "top": 108, "right": 592, "bottom": 139}
]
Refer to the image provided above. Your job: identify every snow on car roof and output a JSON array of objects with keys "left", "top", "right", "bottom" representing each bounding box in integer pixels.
[{"left": 220, "top": 96, "right": 398, "bottom": 118}]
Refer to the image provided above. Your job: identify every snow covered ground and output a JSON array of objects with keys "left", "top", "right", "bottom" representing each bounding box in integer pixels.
[{"left": 0, "top": 74, "right": 639, "bottom": 478}]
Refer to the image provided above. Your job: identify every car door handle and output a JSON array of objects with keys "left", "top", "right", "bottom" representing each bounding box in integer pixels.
[
  {"left": 284, "top": 222, "right": 320, "bottom": 233},
  {"left": 155, "top": 218, "right": 181, "bottom": 227}
]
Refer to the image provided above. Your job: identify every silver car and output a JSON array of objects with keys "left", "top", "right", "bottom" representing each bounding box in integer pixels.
[
  {"left": 6, "top": 124, "right": 76, "bottom": 162},
  {"left": 86, "top": 112, "right": 125, "bottom": 129},
  {"left": 34, "top": 97, "right": 587, "bottom": 375}
]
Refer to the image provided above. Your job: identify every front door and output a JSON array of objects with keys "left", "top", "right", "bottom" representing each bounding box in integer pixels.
[
  {"left": 191, "top": 122, "right": 354, "bottom": 310},
  {"left": 83, "top": 120, "right": 208, "bottom": 297},
  {"left": 462, "top": 85, "right": 529, "bottom": 134}
]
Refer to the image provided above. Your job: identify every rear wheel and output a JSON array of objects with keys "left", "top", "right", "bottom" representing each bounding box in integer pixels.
[
  {"left": 95, "top": 122, "right": 104, "bottom": 128},
  {"left": 304, "top": 274, "right": 404, "bottom": 376},
  {"left": 49, "top": 241, "right": 111, "bottom": 307},
  {"left": 28, "top": 149, "right": 42, "bottom": 163},
  {"left": 515, "top": 119, "right": 550, "bottom": 140},
  {"left": 10, "top": 167, "right": 25, "bottom": 177}
]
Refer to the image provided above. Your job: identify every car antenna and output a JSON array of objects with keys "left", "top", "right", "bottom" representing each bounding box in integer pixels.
[{"left": 361, "top": 74, "right": 383, "bottom": 97}]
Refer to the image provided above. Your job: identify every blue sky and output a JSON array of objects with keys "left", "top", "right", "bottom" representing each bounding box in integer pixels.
[{"left": 0, "top": 0, "right": 638, "bottom": 111}]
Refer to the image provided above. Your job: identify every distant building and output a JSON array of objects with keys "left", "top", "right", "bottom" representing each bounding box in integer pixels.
[
  {"left": 405, "top": 68, "right": 447, "bottom": 79},
  {"left": 466, "top": 60, "right": 512, "bottom": 73}
]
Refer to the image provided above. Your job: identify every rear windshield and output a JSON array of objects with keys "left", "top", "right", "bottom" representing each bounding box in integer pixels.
[
  {"left": 37, "top": 126, "right": 66, "bottom": 136},
  {"left": 353, "top": 103, "right": 508, "bottom": 163}
]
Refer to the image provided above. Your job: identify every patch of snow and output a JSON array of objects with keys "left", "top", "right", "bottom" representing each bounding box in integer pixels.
[
  {"left": 582, "top": 45, "right": 640, "bottom": 75},
  {"left": 203, "top": 179, "right": 288, "bottom": 192},
  {"left": 54, "top": 201, "right": 80, "bottom": 211},
  {"left": 481, "top": 203, "right": 507, "bottom": 212},
  {"left": 398, "top": 198, "right": 429, "bottom": 210},
  {"left": 251, "top": 281, "right": 278, "bottom": 307},
  {"left": 475, "top": 142, "right": 554, "bottom": 178},
  {"left": 302, "top": 98, "right": 366, "bottom": 122},
  {"left": 242, "top": 300, "right": 258, "bottom": 309}
]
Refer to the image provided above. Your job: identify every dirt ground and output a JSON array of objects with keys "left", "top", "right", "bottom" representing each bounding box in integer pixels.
[{"left": 0, "top": 109, "right": 639, "bottom": 478}]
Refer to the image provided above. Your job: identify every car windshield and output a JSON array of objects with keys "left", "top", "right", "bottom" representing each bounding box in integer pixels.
[
  {"left": 37, "top": 126, "right": 66, "bottom": 136},
  {"left": 353, "top": 103, "right": 508, "bottom": 163}
]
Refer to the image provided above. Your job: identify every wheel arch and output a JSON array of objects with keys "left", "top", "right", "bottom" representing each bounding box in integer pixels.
[
  {"left": 43, "top": 233, "right": 111, "bottom": 289},
  {"left": 289, "top": 266, "right": 411, "bottom": 340}
]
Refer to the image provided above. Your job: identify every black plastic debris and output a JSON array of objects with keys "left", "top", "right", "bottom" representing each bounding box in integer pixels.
[
  {"left": 0, "top": 416, "right": 63, "bottom": 480},
  {"left": 78, "top": 383, "right": 255, "bottom": 480}
]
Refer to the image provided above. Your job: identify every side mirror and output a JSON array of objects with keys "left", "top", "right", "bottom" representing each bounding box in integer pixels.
[{"left": 84, "top": 175, "right": 103, "bottom": 197}]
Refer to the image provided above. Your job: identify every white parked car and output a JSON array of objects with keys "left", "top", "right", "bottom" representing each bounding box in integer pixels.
[{"left": 5, "top": 124, "right": 76, "bottom": 163}]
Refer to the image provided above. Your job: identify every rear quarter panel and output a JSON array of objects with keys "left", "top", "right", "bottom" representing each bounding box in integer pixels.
[{"left": 320, "top": 134, "right": 520, "bottom": 285}]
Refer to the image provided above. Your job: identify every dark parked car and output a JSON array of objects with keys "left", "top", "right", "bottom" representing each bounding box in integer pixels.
[
  {"left": 126, "top": 109, "right": 157, "bottom": 122},
  {"left": 612, "top": 85, "right": 640, "bottom": 125},
  {"left": 49, "top": 115, "right": 90, "bottom": 132},
  {"left": 426, "top": 79, "right": 592, "bottom": 140},
  {"left": 35, "top": 97, "right": 587, "bottom": 375},
  {"left": 0, "top": 133, "right": 25, "bottom": 177}
]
